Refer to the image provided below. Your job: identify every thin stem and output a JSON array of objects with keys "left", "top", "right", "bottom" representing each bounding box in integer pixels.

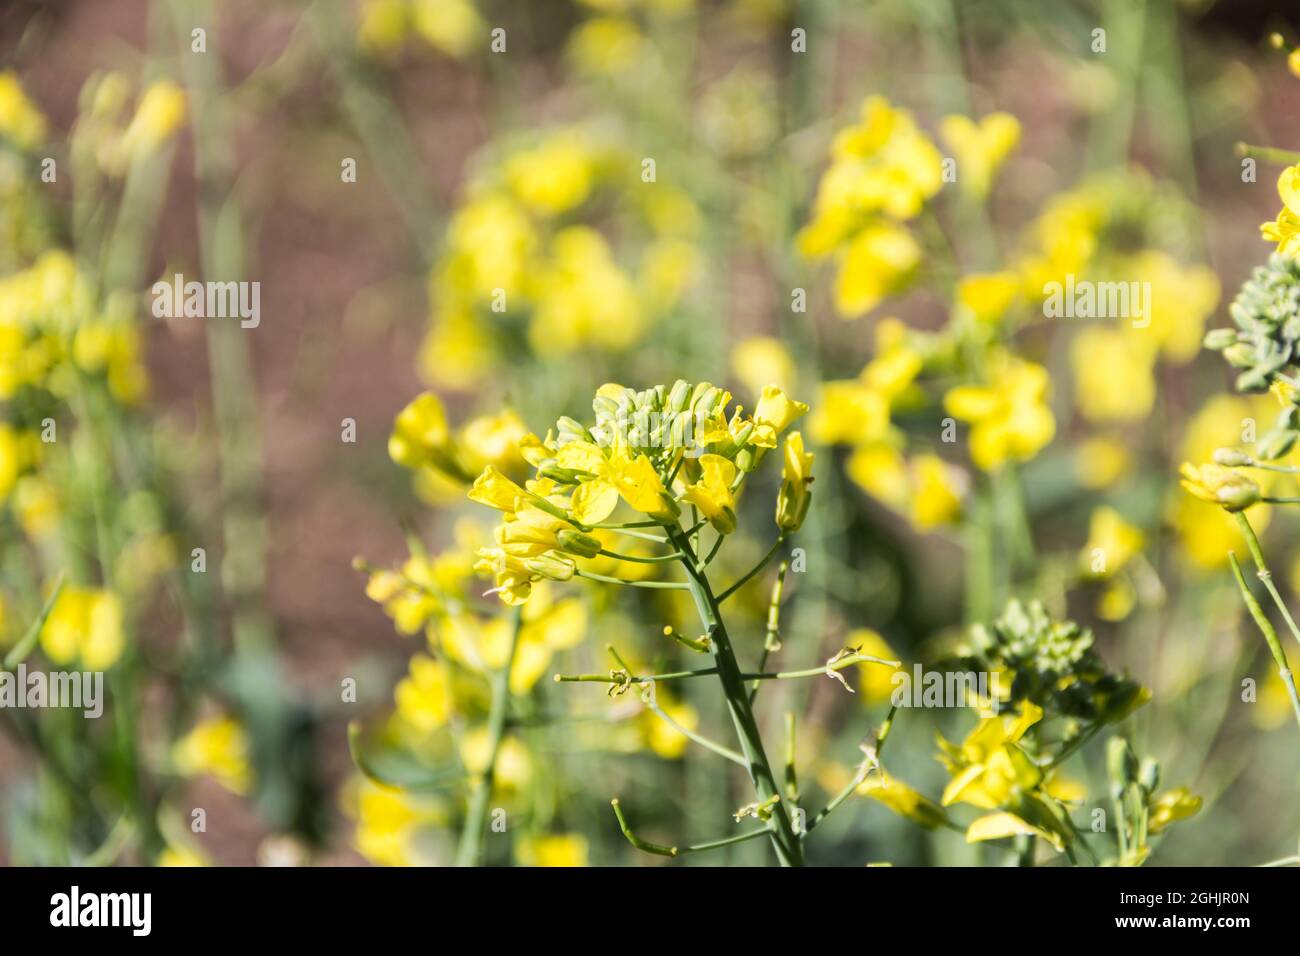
[
  {"left": 2, "top": 575, "right": 65, "bottom": 671},
  {"left": 644, "top": 700, "right": 748, "bottom": 767},
  {"left": 667, "top": 526, "right": 804, "bottom": 865},
  {"left": 553, "top": 668, "right": 716, "bottom": 685},
  {"left": 784, "top": 712, "right": 799, "bottom": 802},
  {"left": 610, "top": 798, "right": 771, "bottom": 857},
  {"left": 1235, "top": 142, "right": 1300, "bottom": 166},
  {"left": 454, "top": 607, "right": 523, "bottom": 867},
  {"left": 597, "top": 547, "right": 685, "bottom": 564},
  {"left": 1228, "top": 552, "right": 1300, "bottom": 734},
  {"left": 806, "top": 706, "right": 898, "bottom": 834},
  {"left": 740, "top": 653, "right": 899, "bottom": 682},
  {"left": 749, "top": 560, "right": 788, "bottom": 704},
  {"left": 716, "top": 534, "right": 785, "bottom": 604},
  {"left": 1235, "top": 511, "right": 1300, "bottom": 652},
  {"left": 573, "top": 568, "right": 688, "bottom": 589}
]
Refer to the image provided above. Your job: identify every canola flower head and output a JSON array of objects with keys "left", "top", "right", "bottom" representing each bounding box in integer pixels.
[{"left": 464, "top": 380, "right": 808, "bottom": 603}]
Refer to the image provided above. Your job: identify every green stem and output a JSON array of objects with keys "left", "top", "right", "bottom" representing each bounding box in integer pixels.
[
  {"left": 1235, "top": 512, "right": 1300, "bottom": 653},
  {"left": 1228, "top": 552, "right": 1300, "bottom": 735},
  {"left": 715, "top": 534, "right": 785, "bottom": 604},
  {"left": 667, "top": 527, "right": 804, "bottom": 866},
  {"left": 454, "top": 607, "right": 523, "bottom": 867}
]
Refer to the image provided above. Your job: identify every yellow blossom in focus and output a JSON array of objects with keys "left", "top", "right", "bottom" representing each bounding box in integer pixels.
[
  {"left": 681, "top": 454, "right": 738, "bottom": 534},
  {"left": 172, "top": 716, "right": 252, "bottom": 795},
  {"left": 751, "top": 384, "right": 809, "bottom": 448},
  {"left": 775, "top": 431, "right": 814, "bottom": 532},
  {"left": 1261, "top": 165, "right": 1300, "bottom": 257},
  {"left": 1178, "top": 462, "right": 1260, "bottom": 512}
]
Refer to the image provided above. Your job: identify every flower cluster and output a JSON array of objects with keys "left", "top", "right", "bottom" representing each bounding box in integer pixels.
[
  {"left": 467, "top": 381, "right": 809, "bottom": 603},
  {"left": 421, "top": 128, "right": 699, "bottom": 390}
]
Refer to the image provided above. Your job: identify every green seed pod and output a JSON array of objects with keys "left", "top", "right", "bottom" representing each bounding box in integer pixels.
[
  {"left": 1107, "top": 737, "right": 1138, "bottom": 790},
  {"left": 1138, "top": 757, "right": 1160, "bottom": 795}
]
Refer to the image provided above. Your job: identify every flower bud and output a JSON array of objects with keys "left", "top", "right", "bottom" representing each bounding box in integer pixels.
[
  {"left": 556, "top": 529, "right": 603, "bottom": 559},
  {"left": 1202, "top": 328, "right": 1238, "bottom": 351},
  {"left": 1212, "top": 448, "right": 1252, "bottom": 467}
]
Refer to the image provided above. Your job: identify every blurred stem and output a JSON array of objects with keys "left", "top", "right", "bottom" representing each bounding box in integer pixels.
[
  {"left": 455, "top": 607, "right": 522, "bottom": 867},
  {"left": 667, "top": 526, "right": 804, "bottom": 866},
  {"left": 307, "top": 0, "right": 440, "bottom": 260},
  {"left": 1085, "top": 0, "right": 1147, "bottom": 172}
]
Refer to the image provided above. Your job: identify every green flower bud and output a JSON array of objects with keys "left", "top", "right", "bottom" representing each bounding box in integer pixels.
[
  {"left": 1202, "top": 328, "right": 1238, "bottom": 351},
  {"left": 556, "top": 529, "right": 603, "bottom": 559},
  {"left": 1255, "top": 428, "right": 1297, "bottom": 462},
  {"left": 1212, "top": 448, "right": 1252, "bottom": 467}
]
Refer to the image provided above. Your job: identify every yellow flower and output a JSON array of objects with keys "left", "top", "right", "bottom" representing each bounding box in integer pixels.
[
  {"left": 860, "top": 320, "right": 923, "bottom": 403},
  {"left": 775, "top": 432, "right": 814, "bottom": 532},
  {"left": 172, "top": 716, "right": 252, "bottom": 795},
  {"left": 809, "top": 381, "right": 890, "bottom": 446},
  {"left": 1074, "top": 436, "right": 1131, "bottom": 489},
  {"left": 40, "top": 586, "right": 126, "bottom": 670},
  {"left": 441, "top": 193, "right": 537, "bottom": 303},
  {"left": 0, "top": 72, "right": 47, "bottom": 150},
  {"left": 157, "top": 845, "right": 210, "bottom": 867},
  {"left": 1261, "top": 165, "right": 1300, "bottom": 257},
  {"left": 1178, "top": 462, "right": 1260, "bottom": 512},
  {"left": 459, "top": 409, "right": 528, "bottom": 475},
  {"left": 682, "top": 454, "right": 738, "bottom": 534},
  {"left": 459, "top": 729, "right": 533, "bottom": 792},
  {"left": 529, "top": 227, "right": 643, "bottom": 354},
  {"left": 410, "top": 0, "right": 484, "bottom": 59},
  {"left": 833, "top": 223, "right": 921, "bottom": 318},
  {"left": 909, "top": 453, "right": 964, "bottom": 529},
  {"left": 944, "top": 352, "right": 1055, "bottom": 471},
  {"left": 955, "top": 271, "right": 1021, "bottom": 326},
  {"left": 938, "top": 112, "right": 1020, "bottom": 200},
  {"left": 350, "top": 778, "right": 446, "bottom": 867},
  {"left": 566, "top": 17, "right": 645, "bottom": 77},
  {"left": 751, "top": 384, "right": 809, "bottom": 448},
  {"left": 857, "top": 772, "right": 947, "bottom": 829},
  {"left": 1080, "top": 506, "right": 1144, "bottom": 579},
  {"left": 846, "top": 443, "right": 910, "bottom": 511},
  {"left": 119, "top": 80, "right": 186, "bottom": 165},
  {"left": 516, "top": 833, "right": 590, "bottom": 867},
  {"left": 1127, "top": 250, "right": 1219, "bottom": 363},
  {"left": 1147, "top": 787, "right": 1202, "bottom": 834},
  {"left": 468, "top": 465, "right": 531, "bottom": 514},
  {"left": 504, "top": 133, "right": 594, "bottom": 217},
  {"left": 557, "top": 441, "right": 677, "bottom": 525},
  {"left": 1071, "top": 326, "right": 1156, "bottom": 423},
  {"left": 732, "top": 337, "right": 796, "bottom": 398},
  {"left": 937, "top": 701, "right": 1043, "bottom": 810},
  {"left": 394, "top": 654, "right": 453, "bottom": 733},
  {"left": 389, "top": 391, "right": 464, "bottom": 479}
]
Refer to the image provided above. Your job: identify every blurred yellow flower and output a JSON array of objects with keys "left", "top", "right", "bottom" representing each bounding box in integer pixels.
[
  {"left": 516, "top": 833, "right": 590, "bottom": 867},
  {"left": 0, "top": 72, "right": 47, "bottom": 150},
  {"left": 955, "top": 271, "right": 1020, "bottom": 326},
  {"left": 1074, "top": 436, "right": 1131, "bottom": 489},
  {"left": 1071, "top": 326, "right": 1156, "bottom": 423},
  {"left": 732, "top": 337, "right": 796, "bottom": 398},
  {"left": 566, "top": 17, "right": 645, "bottom": 76},
  {"left": 1080, "top": 506, "right": 1143, "bottom": 579},
  {"left": 833, "top": 222, "right": 921, "bottom": 317},
  {"left": 858, "top": 772, "right": 947, "bottom": 828},
  {"left": 504, "top": 133, "right": 595, "bottom": 217},
  {"left": 809, "top": 380, "right": 891, "bottom": 446},
  {"left": 350, "top": 779, "right": 446, "bottom": 867},
  {"left": 944, "top": 352, "right": 1055, "bottom": 471},
  {"left": 939, "top": 112, "right": 1020, "bottom": 200},
  {"left": 40, "top": 586, "right": 126, "bottom": 670},
  {"left": 172, "top": 716, "right": 252, "bottom": 795},
  {"left": 1147, "top": 787, "right": 1202, "bottom": 834},
  {"left": 119, "top": 80, "right": 186, "bottom": 165}
]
